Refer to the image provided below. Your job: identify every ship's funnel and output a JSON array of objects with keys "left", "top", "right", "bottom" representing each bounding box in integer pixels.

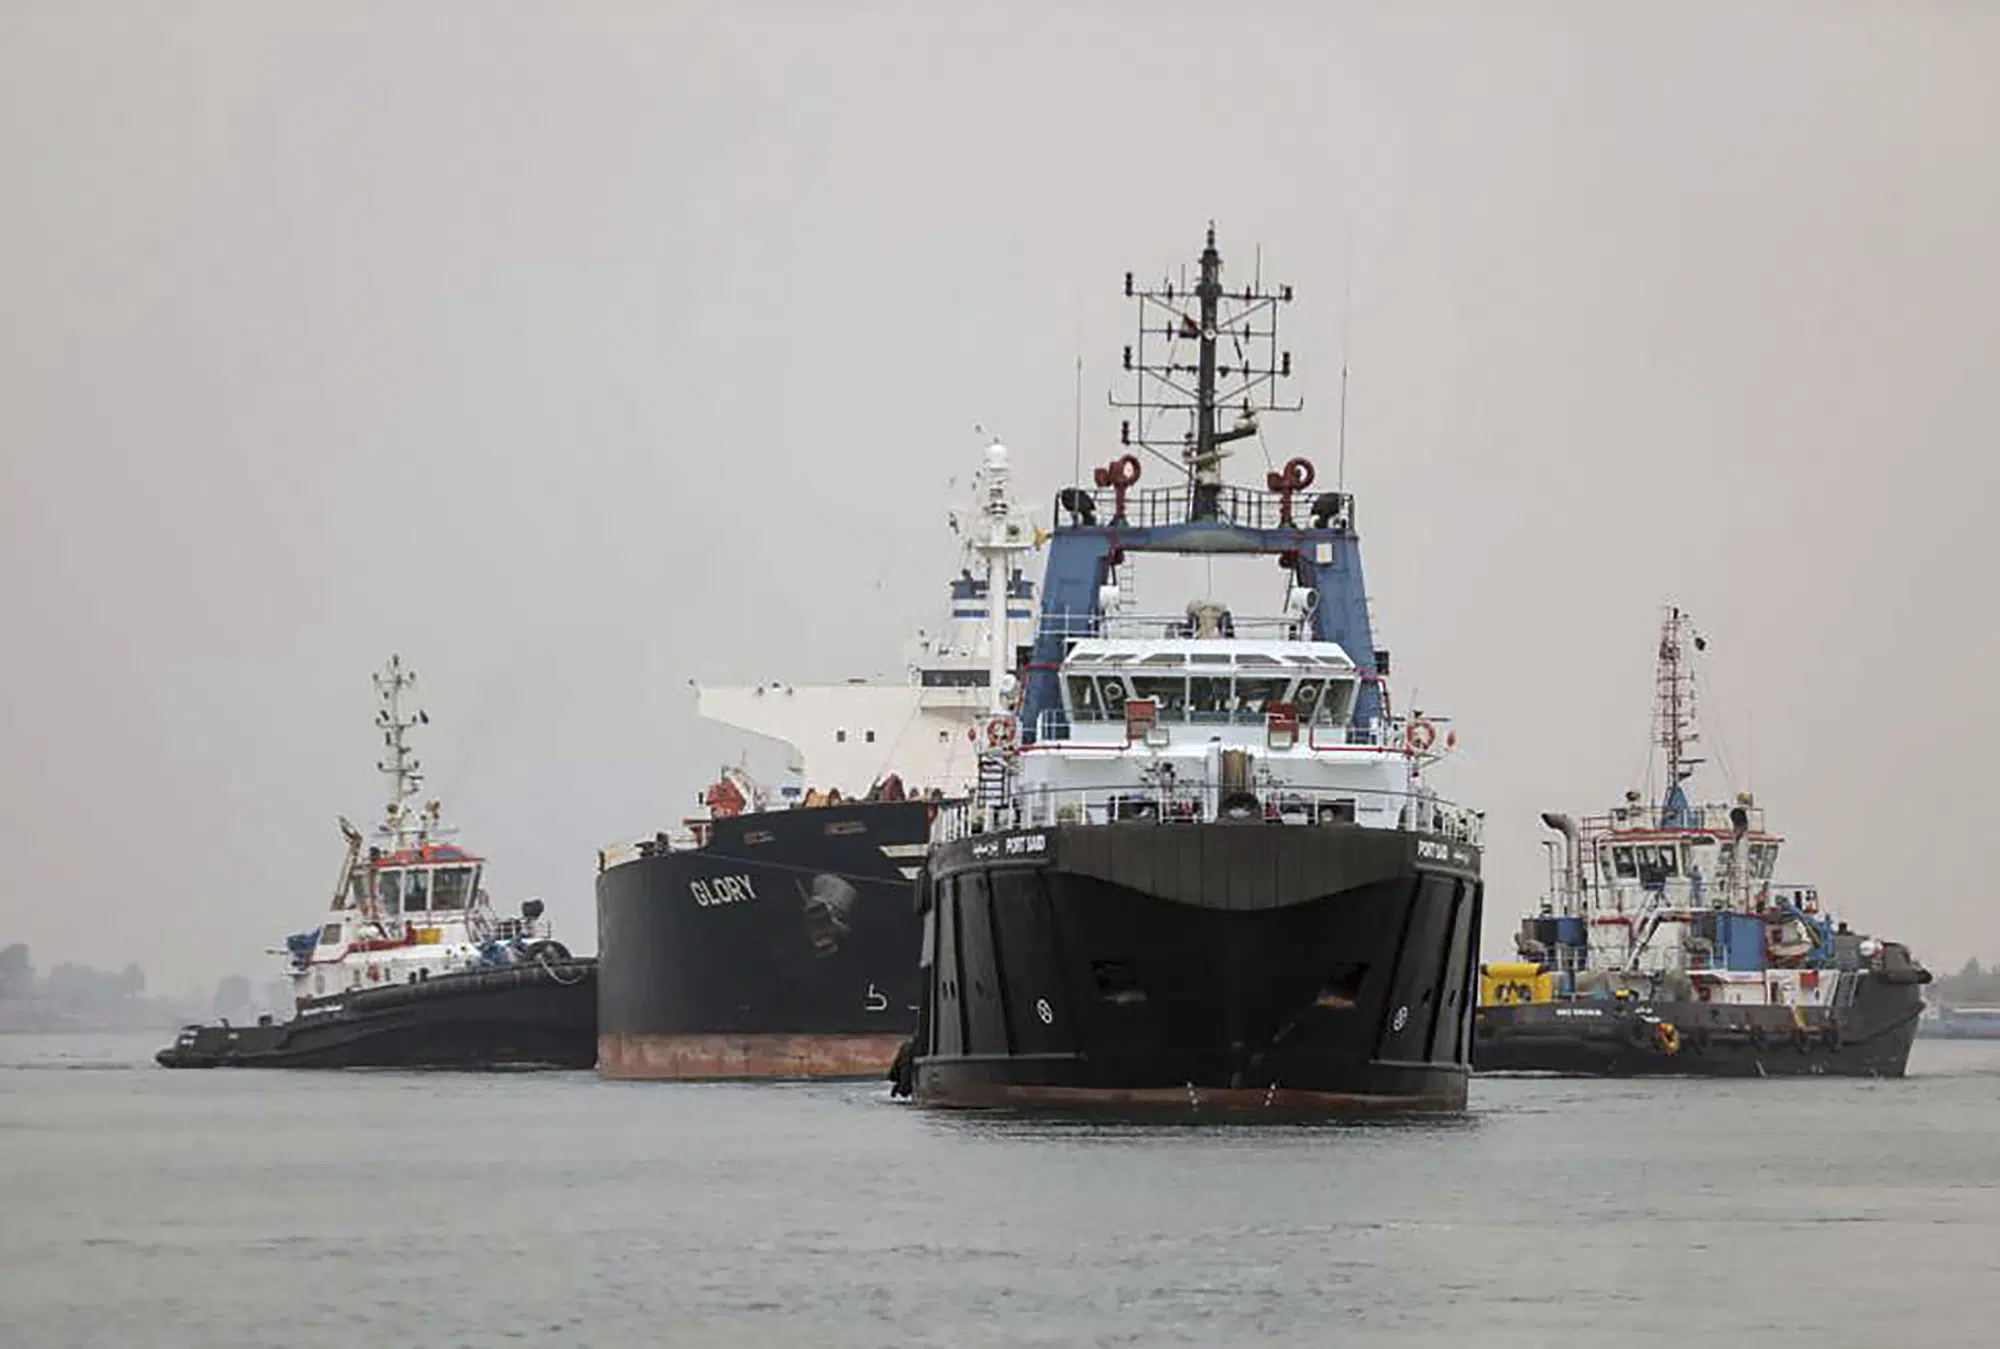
[{"left": 1541, "top": 812, "right": 1581, "bottom": 906}]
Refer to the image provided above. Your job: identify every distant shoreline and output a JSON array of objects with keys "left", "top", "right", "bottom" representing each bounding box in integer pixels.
[{"left": 0, "top": 1004, "right": 201, "bottom": 1035}]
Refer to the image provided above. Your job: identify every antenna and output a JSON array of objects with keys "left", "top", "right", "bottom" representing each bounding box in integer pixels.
[
  {"left": 1337, "top": 221, "right": 1353, "bottom": 493},
  {"left": 1072, "top": 355, "right": 1083, "bottom": 488},
  {"left": 1653, "top": 607, "right": 1706, "bottom": 805},
  {"left": 371, "top": 654, "right": 432, "bottom": 848},
  {"left": 1111, "top": 223, "right": 1299, "bottom": 521}
]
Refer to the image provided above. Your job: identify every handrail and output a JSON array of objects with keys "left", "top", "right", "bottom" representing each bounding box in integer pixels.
[
  {"left": 1031, "top": 707, "right": 1415, "bottom": 749},
  {"left": 1039, "top": 611, "right": 1313, "bottom": 642},
  {"left": 934, "top": 779, "right": 1482, "bottom": 846},
  {"left": 1576, "top": 805, "right": 1772, "bottom": 836},
  {"left": 1050, "top": 483, "right": 1350, "bottom": 534}
]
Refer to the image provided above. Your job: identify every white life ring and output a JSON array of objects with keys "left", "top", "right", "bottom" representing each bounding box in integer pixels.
[{"left": 1405, "top": 720, "right": 1437, "bottom": 754}]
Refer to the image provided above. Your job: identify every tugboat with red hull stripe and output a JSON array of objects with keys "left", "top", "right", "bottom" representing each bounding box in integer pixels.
[
  {"left": 156, "top": 656, "right": 596, "bottom": 1071},
  {"left": 896, "top": 227, "right": 1484, "bottom": 1115}
]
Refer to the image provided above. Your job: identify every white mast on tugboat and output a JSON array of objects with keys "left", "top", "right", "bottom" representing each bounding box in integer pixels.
[{"left": 372, "top": 653, "right": 444, "bottom": 852}]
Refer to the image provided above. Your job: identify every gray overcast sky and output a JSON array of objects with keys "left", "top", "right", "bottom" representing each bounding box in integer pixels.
[{"left": 3, "top": 2, "right": 1996, "bottom": 994}]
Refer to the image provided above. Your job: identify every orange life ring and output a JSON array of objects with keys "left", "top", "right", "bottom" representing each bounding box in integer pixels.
[
  {"left": 1405, "top": 720, "right": 1437, "bottom": 754},
  {"left": 987, "top": 716, "right": 1018, "bottom": 749}
]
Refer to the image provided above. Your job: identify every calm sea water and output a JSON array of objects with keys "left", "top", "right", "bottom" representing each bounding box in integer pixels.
[{"left": 2, "top": 1033, "right": 1996, "bottom": 1348}]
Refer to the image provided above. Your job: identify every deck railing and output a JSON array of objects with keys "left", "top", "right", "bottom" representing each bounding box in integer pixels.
[
  {"left": 1036, "top": 707, "right": 1393, "bottom": 742},
  {"left": 1038, "top": 610, "right": 1311, "bottom": 643},
  {"left": 934, "top": 780, "right": 1482, "bottom": 847},
  {"left": 1051, "top": 483, "right": 1350, "bottom": 534}
]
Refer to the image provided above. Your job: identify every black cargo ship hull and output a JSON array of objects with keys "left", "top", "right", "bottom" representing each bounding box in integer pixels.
[
  {"left": 906, "top": 822, "right": 1483, "bottom": 1114},
  {"left": 155, "top": 959, "right": 598, "bottom": 1069},
  {"left": 596, "top": 799, "right": 933, "bottom": 1079},
  {"left": 1474, "top": 976, "right": 1926, "bottom": 1077}
]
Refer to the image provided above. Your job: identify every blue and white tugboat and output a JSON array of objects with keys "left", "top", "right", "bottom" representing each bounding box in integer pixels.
[
  {"left": 156, "top": 656, "right": 597, "bottom": 1069},
  {"left": 896, "top": 226, "right": 1485, "bottom": 1113},
  {"left": 1474, "top": 607, "right": 1930, "bottom": 1077}
]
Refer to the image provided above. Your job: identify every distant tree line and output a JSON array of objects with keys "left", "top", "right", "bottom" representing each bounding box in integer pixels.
[
  {"left": 1933, "top": 958, "right": 2000, "bottom": 1008},
  {"left": 0, "top": 943, "right": 145, "bottom": 1008},
  {"left": 0, "top": 942, "right": 278, "bottom": 1030}
]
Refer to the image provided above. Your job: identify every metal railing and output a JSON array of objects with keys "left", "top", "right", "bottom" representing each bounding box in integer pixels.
[
  {"left": 1051, "top": 483, "right": 1350, "bottom": 534},
  {"left": 1038, "top": 609, "right": 1312, "bottom": 642},
  {"left": 1034, "top": 706, "right": 1392, "bottom": 742},
  {"left": 934, "top": 780, "right": 1482, "bottom": 846},
  {"left": 1577, "top": 803, "right": 1769, "bottom": 837}
]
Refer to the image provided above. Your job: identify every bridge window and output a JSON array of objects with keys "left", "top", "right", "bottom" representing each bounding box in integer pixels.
[
  {"left": 919, "top": 668, "right": 988, "bottom": 688},
  {"left": 1130, "top": 676, "right": 1187, "bottom": 720},
  {"left": 1321, "top": 678, "right": 1357, "bottom": 726},
  {"left": 1189, "top": 676, "right": 1231, "bottom": 721},
  {"left": 1611, "top": 847, "right": 1638, "bottom": 879},
  {"left": 319, "top": 922, "right": 342, "bottom": 946},
  {"left": 1067, "top": 675, "right": 1105, "bottom": 721},
  {"left": 1097, "top": 676, "right": 1130, "bottom": 708},
  {"left": 344, "top": 871, "right": 369, "bottom": 909},
  {"left": 1293, "top": 679, "right": 1326, "bottom": 720},
  {"left": 379, "top": 870, "right": 404, "bottom": 915},
  {"left": 404, "top": 869, "right": 431, "bottom": 913},
  {"left": 431, "top": 866, "right": 474, "bottom": 912},
  {"left": 1233, "top": 677, "right": 1288, "bottom": 720}
]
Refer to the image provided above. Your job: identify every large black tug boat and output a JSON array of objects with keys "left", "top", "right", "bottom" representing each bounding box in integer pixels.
[
  {"left": 156, "top": 656, "right": 596, "bottom": 1070},
  {"left": 893, "top": 227, "right": 1485, "bottom": 1114}
]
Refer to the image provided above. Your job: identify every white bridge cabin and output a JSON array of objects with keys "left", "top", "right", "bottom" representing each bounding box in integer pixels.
[
  {"left": 287, "top": 813, "right": 557, "bottom": 1004},
  {"left": 995, "top": 605, "right": 1480, "bottom": 841},
  {"left": 1526, "top": 795, "right": 1864, "bottom": 1012}
]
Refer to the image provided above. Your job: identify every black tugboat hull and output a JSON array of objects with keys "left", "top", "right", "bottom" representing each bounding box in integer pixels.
[
  {"left": 154, "top": 960, "right": 598, "bottom": 1069},
  {"left": 908, "top": 822, "right": 1483, "bottom": 1114},
  {"left": 596, "top": 800, "right": 933, "bottom": 1079},
  {"left": 1474, "top": 975, "right": 1926, "bottom": 1078}
]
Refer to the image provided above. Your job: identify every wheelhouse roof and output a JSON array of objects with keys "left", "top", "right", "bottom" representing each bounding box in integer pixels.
[
  {"left": 1061, "top": 638, "right": 1358, "bottom": 671},
  {"left": 369, "top": 844, "right": 483, "bottom": 868}
]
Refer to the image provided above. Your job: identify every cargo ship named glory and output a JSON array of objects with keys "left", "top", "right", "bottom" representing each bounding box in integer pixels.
[{"left": 594, "top": 462, "right": 1041, "bottom": 1079}]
